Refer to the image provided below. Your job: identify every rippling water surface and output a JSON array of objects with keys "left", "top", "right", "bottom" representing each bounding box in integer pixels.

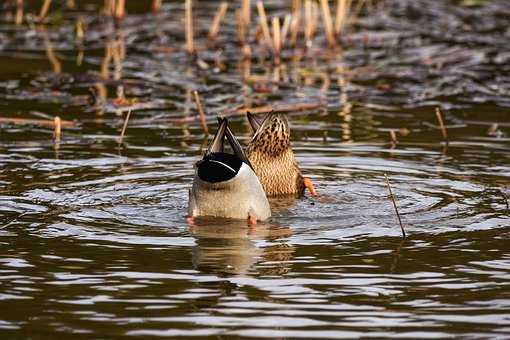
[{"left": 0, "top": 0, "right": 509, "bottom": 338}]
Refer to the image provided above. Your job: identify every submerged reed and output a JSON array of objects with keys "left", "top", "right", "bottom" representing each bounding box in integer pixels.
[{"left": 384, "top": 174, "right": 406, "bottom": 239}]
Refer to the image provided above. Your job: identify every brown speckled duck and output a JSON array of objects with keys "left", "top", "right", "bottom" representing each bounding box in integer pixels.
[{"left": 245, "top": 112, "right": 317, "bottom": 197}]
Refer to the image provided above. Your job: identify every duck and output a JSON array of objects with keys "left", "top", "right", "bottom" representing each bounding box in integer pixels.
[
  {"left": 188, "top": 117, "right": 271, "bottom": 224},
  {"left": 245, "top": 112, "right": 317, "bottom": 197}
]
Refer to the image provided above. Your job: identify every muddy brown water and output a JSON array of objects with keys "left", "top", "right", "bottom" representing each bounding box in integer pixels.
[{"left": 0, "top": 0, "right": 509, "bottom": 338}]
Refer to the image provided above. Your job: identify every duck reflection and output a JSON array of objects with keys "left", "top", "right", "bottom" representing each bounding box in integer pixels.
[{"left": 189, "top": 219, "right": 294, "bottom": 276}]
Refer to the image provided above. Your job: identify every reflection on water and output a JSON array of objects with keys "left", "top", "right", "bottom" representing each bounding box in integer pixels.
[{"left": 0, "top": 0, "right": 509, "bottom": 338}]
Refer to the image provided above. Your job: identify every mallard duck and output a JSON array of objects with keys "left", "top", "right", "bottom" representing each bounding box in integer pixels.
[
  {"left": 246, "top": 112, "right": 317, "bottom": 197},
  {"left": 188, "top": 117, "right": 271, "bottom": 224}
]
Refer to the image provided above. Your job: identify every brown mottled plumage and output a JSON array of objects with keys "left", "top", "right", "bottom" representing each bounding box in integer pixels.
[{"left": 246, "top": 112, "right": 306, "bottom": 197}]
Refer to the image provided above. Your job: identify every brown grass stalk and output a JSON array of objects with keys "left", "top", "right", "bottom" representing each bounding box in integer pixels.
[
  {"left": 304, "top": 0, "right": 313, "bottom": 46},
  {"left": 208, "top": 2, "right": 229, "bottom": 41},
  {"left": 185, "top": 0, "right": 194, "bottom": 54},
  {"left": 389, "top": 130, "right": 397, "bottom": 144},
  {"left": 256, "top": 1, "right": 273, "bottom": 51},
  {"left": 39, "top": 0, "right": 52, "bottom": 20},
  {"left": 53, "top": 116, "right": 61, "bottom": 142},
  {"left": 435, "top": 107, "right": 448, "bottom": 140},
  {"left": 320, "top": 0, "right": 336, "bottom": 47},
  {"left": 290, "top": 0, "right": 301, "bottom": 46},
  {"left": 281, "top": 14, "right": 291, "bottom": 48},
  {"left": 242, "top": 0, "right": 251, "bottom": 25},
  {"left": 193, "top": 91, "right": 209, "bottom": 135},
  {"left": 335, "top": 0, "right": 351, "bottom": 35},
  {"left": 384, "top": 173, "right": 406, "bottom": 239}
]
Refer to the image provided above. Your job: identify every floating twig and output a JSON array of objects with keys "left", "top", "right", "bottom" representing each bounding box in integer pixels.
[
  {"left": 185, "top": 0, "right": 194, "bottom": 54},
  {"left": 53, "top": 116, "right": 62, "bottom": 142},
  {"left": 118, "top": 109, "right": 132, "bottom": 144},
  {"left": 435, "top": 107, "right": 448, "bottom": 140},
  {"left": 208, "top": 2, "right": 229, "bottom": 41},
  {"left": 320, "top": 0, "right": 336, "bottom": 47},
  {"left": 0, "top": 117, "right": 75, "bottom": 128},
  {"left": 193, "top": 91, "right": 209, "bottom": 135},
  {"left": 384, "top": 173, "right": 406, "bottom": 239}
]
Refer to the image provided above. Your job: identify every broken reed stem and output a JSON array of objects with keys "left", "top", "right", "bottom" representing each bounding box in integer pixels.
[
  {"left": 152, "top": 0, "right": 162, "bottom": 13},
  {"left": 208, "top": 2, "right": 228, "bottom": 41},
  {"left": 38, "top": 0, "right": 52, "bottom": 20},
  {"left": 272, "top": 17, "right": 281, "bottom": 60},
  {"left": 435, "top": 107, "right": 448, "bottom": 140},
  {"left": 15, "top": 0, "right": 23, "bottom": 25},
  {"left": 185, "top": 0, "right": 194, "bottom": 54},
  {"left": 53, "top": 116, "right": 61, "bottom": 142},
  {"left": 119, "top": 109, "right": 132, "bottom": 144},
  {"left": 193, "top": 91, "right": 209, "bottom": 135},
  {"left": 256, "top": 1, "right": 273, "bottom": 51},
  {"left": 385, "top": 173, "right": 406, "bottom": 239},
  {"left": 320, "top": 0, "right": 336, "bottom": 47}
]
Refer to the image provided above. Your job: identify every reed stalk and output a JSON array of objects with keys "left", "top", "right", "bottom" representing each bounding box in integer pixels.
[
  {"left": 435, "top": 107, "right": 448, "bottom": 140},
  {"left": 119, "top": 109, "right": 132, "bottom": 144},
  {"left": 389, "top": 130, "right": 397, "bottom": 144},
  {"left": 335, "top": 0, "right": 351, "bottom": 35},
  {"left": 152, "top": 0, "right": 162, "bottom": 13},
  {"left": 53, "top": 116, "right": 62, "bottom": 142},
  {"left": 0, "top": 117, "right": 75, "bottom": 128},
  {"left": 39, "top": 0, "right": 52, "bottom": 20},
  {"left": 193, "top": 91, "right": 209, "bottom": 135},
  {"left": 290, "top": 0, "right": 301, "bottom": 46},
  {"left": 320, "top": 0, "right": 336, "bottom": 47},
  {"left": 256, "top": 1, "right": 273, "bottom": 51},
  {"left": 281, "top": 14, "right": 291, "bottom": 48},
  {"left": 185, "top": 0, "right": 194, "bottom": 54},
  {"left": 272, "top": 17, "right": 281, "bottom": 62},
  {"left": 15, "top": 0, "right": 23, "bottom": 25},
  {"left": 208, "top": 2, "right": 228, "bottom": 41},
  {"left": 114, "top": 0, "right": 126, "bottom": 21},
  {"left": 304, "top": 0, "right": 313, "bottom": 47},
  {"left": 384, "top": 174, "right": 406, "bottom": 239},
  {"left": 242, "top": 0, "right": 251, "bottom": 25}
]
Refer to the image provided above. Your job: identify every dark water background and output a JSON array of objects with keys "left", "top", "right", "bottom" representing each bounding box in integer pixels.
[{"left": 0, "top": 0, "right": 509, "bottom": 338}]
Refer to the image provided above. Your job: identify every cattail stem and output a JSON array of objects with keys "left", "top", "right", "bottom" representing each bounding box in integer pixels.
[
  {"left": 385, "top": 174, "right": 406, "bottom": 239},
  {"left": 193, "top": 91, "right": 209, "bottom": 135},
  {"left": 256, "top": 1, "right": 273, "bottom": 51},
  {"left": 39, "top": 0, "right": 52, "bottom": 20},
  {"left": 435, "top": 107, "right": 448, "bottom": 140},
  {"left": 185, "top": 0, "right": 194, "bottom": 54},
  {"left": 320, "top": 0, "right": 336, "bottom": 47},
  {"left": 208, "top": 2, "right": 228, "bottom": 41},
  {"left": 53, "top": 116, "right": 62, "bottom": 142},
  {"left": 119, "top": 109, "right": 132, "bottom": 144}
]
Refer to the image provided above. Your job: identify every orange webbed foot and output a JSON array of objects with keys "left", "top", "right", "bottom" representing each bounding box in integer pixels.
[{"left": 303, "top": 177, "right": 317, "bottom": 197}]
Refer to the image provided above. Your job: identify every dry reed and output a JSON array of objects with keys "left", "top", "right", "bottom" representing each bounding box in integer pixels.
[
  {"left": 0, "top": 117, "right": 75, "bottom": 128},
  {"left": 435, "top": 107, "right": 448, "bottom": 140},
  {"left": 53, "top": 116, "right": 62, "bottom": 142},
  {"left": 114, "top": 0, "right": 126, "bottom": 21},
  {"left": 389, "top": 130, "right": 397, "bottom": 144},
  {"left": 193, "top": 91, "right": 209, "bottom": 135},
  {"left": 39, "top": 0, "right": 52, "bottom": 20},
  {"left": 272, "top": 17, "right": 281, "bottom": 62},
  {"left": 256, "top": 1, "right": 273, "bottom": 51},
  {"left": 185, "top": 0, "right": 194, "bottom": 54},
  {"left": 384, "top": 173, "right": 406, "bottom": 239},
  {"left": 320, "top": 0, "right": 336, "bottom": 47},
  {"left": 208, "top": 2, "right": 229, "bottom": 41},
  {"left": 152, "top": 0, "right": 162, "bottom": 13},
  {"left": 119, "top": 109, "right": 132, "bottom": 144},
  {"left": 15, "top": 0, "right": 23, "bottom": 25}
]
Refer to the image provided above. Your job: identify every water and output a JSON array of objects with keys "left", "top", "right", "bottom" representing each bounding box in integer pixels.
[{"left": 0, "top": 0, "right": 509, "bottom": 338}]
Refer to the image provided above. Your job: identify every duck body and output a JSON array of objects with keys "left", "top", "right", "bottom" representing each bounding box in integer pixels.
[
  {"left": 246, "top": 112, "right": 307, "bottom": 197},
  {"left": 188, "top": 118, "right": 271, "bottom": 221}
]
